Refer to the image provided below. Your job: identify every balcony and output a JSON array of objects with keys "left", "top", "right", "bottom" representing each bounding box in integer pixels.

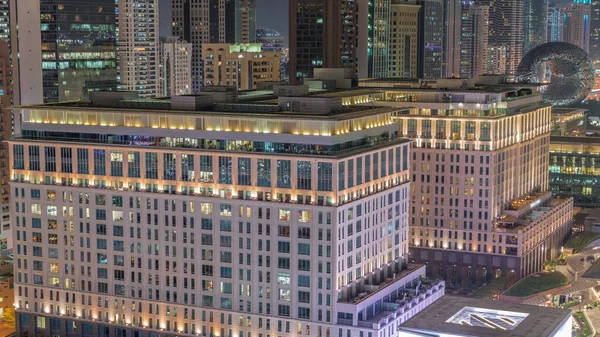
[
  {"left": 337, "top": 274, "right": 445, "bottom": 330},
  {"left": 337, "top": 264, "right": 445, "bottom": 329},
  {"left": 357, "top": 283, "right": 444, "bottom": 330}
]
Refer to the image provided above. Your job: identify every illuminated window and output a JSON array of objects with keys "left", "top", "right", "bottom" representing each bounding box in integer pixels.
[
  {"left": 279, "top": 209, "right": 291, "bottom": 221},
  {"left": 48, "top": 234, "right": 58, "bottom": 245},
  {"left": 220, "top": 204, "right": 232, "bottom": 217},
  {"left": 48, "top": 277, "right": 60, "bottom": 288},
  {"left": 298, "top": 210, "right": 311, "bottom": 223},
  {"left": 201, "top": 203, "right": 213, "bottom": 215},
  {"left": 277, "top": 272, "right": 291, "bottom": 285},
  {"left": 278, "top": 289, "right": 291, "bottom": 301},
  {"left": 47, "top": 205, "right": 58, "bottom": 216},
  {"left": 47, "top": 220, "right": 58, "bottom": 230},
  {"left": 31, "top": 203, "right": 42, "bottom": 214},
  {"left": 47, "top": 190, "right": 56, "bottom": 201}
]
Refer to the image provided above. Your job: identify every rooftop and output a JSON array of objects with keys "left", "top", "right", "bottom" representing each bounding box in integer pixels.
[
  {"left": 550, "top": 135, "right": 600, "bottom": 145},
  {"left": 495, "top": 192, "right": 570, "bottom": 233},
  {"left": 338, "top": 264, "right": 427, "bottom": 305},
  {"left": 19, "top": 90, "right": 398, "bottom": 121},
  {"left": 399, "top": 296, "right": 571, "bottom": 337}
]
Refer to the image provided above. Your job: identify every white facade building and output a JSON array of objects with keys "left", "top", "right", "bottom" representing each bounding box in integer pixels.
[
  {"left": 10, "top": 90, "right": 443, "bottom": 337},
  {"left": 354, "top": 77, "right": 573, "bottom": 281},
  {"left": 117, "top": 0, "right": 160, "bottom": 98},
  {"left": 159, "top": 37, "right": 193, "bottom": 97}
]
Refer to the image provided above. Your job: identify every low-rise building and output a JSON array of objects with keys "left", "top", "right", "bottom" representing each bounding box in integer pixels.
[{"left": 398, "top": 295, "right": 572, "bottom": 337}]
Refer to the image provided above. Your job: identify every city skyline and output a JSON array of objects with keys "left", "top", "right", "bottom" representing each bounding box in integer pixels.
[{"left": 159, "top": 0, "right": 289, "bottom": 43}]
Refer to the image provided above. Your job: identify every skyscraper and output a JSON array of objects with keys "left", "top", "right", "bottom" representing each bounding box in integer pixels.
[
  {"left": 10, "top": 0, "right": 118, "bottom": 104},
  {"left": 548, "top": 6, "right": 562, "bottom": 42},
  {"left": 256, "top": 28, "right": 288, "bottom": 82},
  {"left": 417, "top": 0, "right": 444, "bottom": 79},
  {"left": 444, "top": 0, "right": 463, "bottom": 78},
  {"left": 485, "top": 44, "right": 507, "bottom": 74},
  {"left": 590, "top": 0, "right": 600, "bottom": 61},
  {"left": 523, "top": 0, "right": 548, "bottom": 54},
  {"left": 0, "top": 40, "right": 11, "bottom": 250},
  {"left": 225, "top": 0, "right": 256, "bottom": 43},
  {"left": 560, "top": 2, "right": 591, "bottom": 52},
  {"left": 340, "top": 0, "right": 358, "bottom": 72},
  {"left": 117, "top": 0, "right": 159, "bottom": 98},
  {"left": 486, "top": 0, "right": 524, "bottom": 76},
  {"left": 356, "top": 0, "right": 391, "bottom": 78},
  {"left": 460, "top": 2, "right": 489, "bottom": 78},
  {"left": 389, "top": 0, "right": 420, "bottom": 78},
  {"left": 255, "top": 28, "right": 285, "bottom": 52},
  {"left": 289, "top": 0, "right": 342, "bottom": 83},
  {"left": 0, "top": 0, "right": 9, "bottom": 42},
  {"left": 158, "top": 37, "right": 193, "bottom": 97},
  {"left": 172, "top": 0, "right": 226, "bottom": 91}
]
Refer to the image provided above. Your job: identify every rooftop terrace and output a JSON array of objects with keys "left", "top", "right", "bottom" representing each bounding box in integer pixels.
[
  {"left": 495, "top": 192, "right": 571, "bottom": 233},
  {"left": 399, "top": 296, "right": 571, "bottom": 337}
]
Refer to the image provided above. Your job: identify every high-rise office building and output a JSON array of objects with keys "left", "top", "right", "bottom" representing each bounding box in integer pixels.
[
  {"left": 550, "top": 135, "right": 600, "bottom": 207},
  {"left": 523, "top": 0, "right": 548, "bottom": 54},
  {"left": 356, "top": 0, "right": 391, "bottom": 79},
  {"left": 225, "top": 0, "right": 256, "bottom": 43},
  {"left": 9, "top": 89, "right": 447, "bottom": 337},
  {"left": 289, "top": 0, "right": 342, "bottom": 83},
  {"left": 10, "top": 0, "right": 118, "bottom": 104},
  {"left": 9, "top": 0, "right": 43, "bottom": 105},
  {"left": 158, "top": 37, "right": 193, "bottom": 97},
  {"left": 359, "top": 77, "right": 573, "bottom": 280},
  {"left": 591, "top": 0, "right": 600, "bottom": 61},
  {"left": 417, "top": 0, "right": 444, "bottom": 79},
  {"left": 117, "top": 0, "right": 159, "bottom": 98},
  {"left": 255, "top": 28, "right": 285, "bottom": 52},
  {"left": 289, "top": 0, "right": 366, "bottom": 82},
  {"left": 389, "top": 0, "right": 420, "bottom": 78},
  {"left": 460, "top": 2, "right": 489, "bottom": 78},
  {"left": 560, "top": 2, "right": 591, "bottom": 52},
  {"left": 340, "top": 0, "right": 358, "bottom": 73},
  {"left": 486, "top": 0, "right": 524, "bottom": 76},
  {"left": 0, "top": 40, "right": 11, "bottom": 250},
  {"left": 202, "top": 43, "right": 280, "bottom": 89},
  {"left": 0, "top": 0, "right": 9, "bottom": 42},
  {"left": 444, "top": 0, "right": 462, "bottom": 78},
  {"left": 548, "top": 6, "right": 562, "bottom": 42},
  {"left": 172, "top": 0, "right": 226, "bottom": 91},
  {"left": 255, "top": 29, "right": 288, "bottom": 83},
  {"left": 485, "top": 45, "right": 507, "bottom": 74}
]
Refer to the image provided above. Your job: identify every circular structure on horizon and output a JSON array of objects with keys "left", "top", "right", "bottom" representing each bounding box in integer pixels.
[{"left": 516, "top": 42, "right": 594, "bottom": 106}]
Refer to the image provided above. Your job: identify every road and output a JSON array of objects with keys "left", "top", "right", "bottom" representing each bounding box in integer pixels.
[{"left": 522, "top": 238, "right": 600, "bottom": 333}]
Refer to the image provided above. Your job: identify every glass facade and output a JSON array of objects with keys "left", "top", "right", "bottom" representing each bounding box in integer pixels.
[
  {"left": 550, "top": 148, "right": 600, "bottom": 207},
  {"left": 40, "top": 0, "right": 117, "bottom": 102}
]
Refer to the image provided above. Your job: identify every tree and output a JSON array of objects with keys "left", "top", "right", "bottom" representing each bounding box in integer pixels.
[{"left": 3, "top": 307, "right": 15, "bottom": 329}]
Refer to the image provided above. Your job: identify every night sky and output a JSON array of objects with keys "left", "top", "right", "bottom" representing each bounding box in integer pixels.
[{"left": 159, "top": 0, "right": 289, "bottom": 43}]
